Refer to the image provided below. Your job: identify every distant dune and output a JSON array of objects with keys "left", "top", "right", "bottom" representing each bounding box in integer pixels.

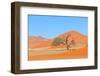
[{"left": 29, "top": 36, "right": 49, "bottom": 48}]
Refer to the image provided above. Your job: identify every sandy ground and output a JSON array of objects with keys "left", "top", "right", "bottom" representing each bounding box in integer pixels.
[{"left": 28, "top": 46, "right": 88, "bottom": 60}]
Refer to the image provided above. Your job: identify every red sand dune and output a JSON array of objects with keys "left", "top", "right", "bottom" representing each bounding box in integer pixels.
[
  {"left": 29, "top": 36, "right": 50, "bottom": 48},
  {"left": 29, "top": 31, "right": 87, "bottom": 49},
  {"left": 30, "top": 40, "right": 53, "bottom": 48},
  {"left": 59, "top": 31, "right": 87, "bottom": 44}
]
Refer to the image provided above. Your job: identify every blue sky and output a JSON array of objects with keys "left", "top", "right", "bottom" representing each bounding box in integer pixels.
[{"left": 28, "top": 15, "right": 88, "bottom": 39}]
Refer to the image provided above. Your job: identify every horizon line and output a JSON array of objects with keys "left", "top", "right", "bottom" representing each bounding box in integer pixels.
[{"left": 29, "top": 30, "right": 87, "bottom": 39}]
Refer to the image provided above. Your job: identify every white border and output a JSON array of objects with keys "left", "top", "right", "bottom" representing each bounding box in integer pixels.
[{"left": 20, "top": 7, "right": 95, "bottom": 70}]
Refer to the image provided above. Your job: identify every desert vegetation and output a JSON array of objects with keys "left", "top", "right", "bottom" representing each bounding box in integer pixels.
[{"left": 52, "top": 34, "right": 76, "bottom": 50}]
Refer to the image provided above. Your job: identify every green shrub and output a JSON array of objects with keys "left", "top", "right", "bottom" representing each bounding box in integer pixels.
[{"left": 52, "top": 37, "right": 65, "bottom": 46}]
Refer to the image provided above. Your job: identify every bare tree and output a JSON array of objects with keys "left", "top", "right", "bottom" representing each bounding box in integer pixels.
[
  {"left": 52, "top": 34, "right": 75, "bottom": 50},
  {"left": 65, "top": 34, "right": 75, "bottom": 50},
  {"left": 65, "top": 34, "right": 71, "bottom": 50}
]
